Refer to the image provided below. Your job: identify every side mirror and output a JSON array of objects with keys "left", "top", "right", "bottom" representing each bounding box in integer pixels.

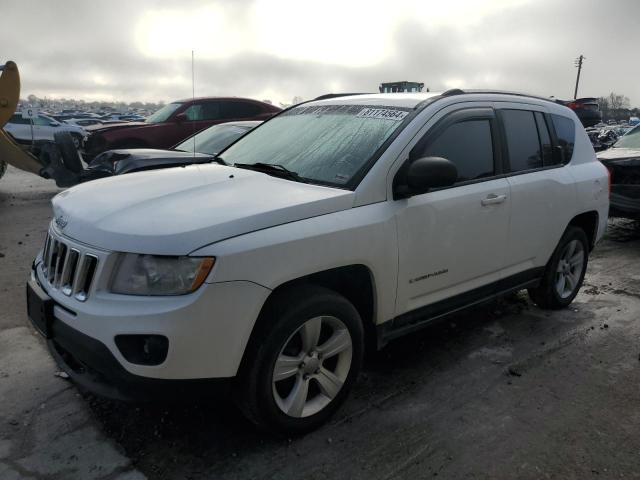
[
  {"left": 396, "top": 156, "right": 458, "bottom": 198},
  {"left": 50, "top": 122, "right": 59, "bottom": 127},
  {"left": 174, "top": 113, "right": 188, "bottom": 123}
]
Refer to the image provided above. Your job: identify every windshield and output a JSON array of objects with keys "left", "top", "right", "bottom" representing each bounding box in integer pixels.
[
  {"left": 146, "top": 102, "right": 182, "bottom": 124},
  {"left": 175, "top": 124, "right": 252, "bottom": 155},
  {"left": 219, "top": 104, "right": 410, "bottom": 187},
  {"left": 614, "top": 124, "right": 640, "bottom": 149}
]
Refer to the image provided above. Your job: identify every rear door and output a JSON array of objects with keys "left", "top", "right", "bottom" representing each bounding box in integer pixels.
[
  {"left": 496, "top": 103, "right": 576, "bottom": 279},
  {"left": 395, "top": 107, "right": 512, "bottom": 315}
]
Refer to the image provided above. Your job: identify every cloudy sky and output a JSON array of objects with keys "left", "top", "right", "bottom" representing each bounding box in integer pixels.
[{"left": 2, "top": 0, "right": 639, "bottom": 105}]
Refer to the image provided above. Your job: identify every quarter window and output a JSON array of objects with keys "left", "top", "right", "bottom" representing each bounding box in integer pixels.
[
  {"left": 420, "top": 119, "right": 495, "bottom": 182},
  {"left": 534, "top": 112, "right": 554, "bottom": 166},
  {"left": 551, "top": 114, "right": 575, "bottom": 163},
  {"left": 501, "top": 110, "right": 543, "bottom": 172}
]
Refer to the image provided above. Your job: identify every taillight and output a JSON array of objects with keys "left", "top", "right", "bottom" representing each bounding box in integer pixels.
[{"left": 567, "top": 102, "right": 579, "bottom": 110}]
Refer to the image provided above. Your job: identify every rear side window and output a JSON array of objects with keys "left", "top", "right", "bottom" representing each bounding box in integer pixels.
[
  {"left": 501, "top": 110, "right": 542, "bottom": 172},
  {"left": 551, "top": 114, "right": 575, "bottom": 163},
  {"left": 221, "top": 101, "right": 262, "bottom": 119},
  {"left": 9, "top": 114, "right": 29, "bottom": 125},
  {"left": 421, "top": 120, "right": 494, "bottom": 182}
]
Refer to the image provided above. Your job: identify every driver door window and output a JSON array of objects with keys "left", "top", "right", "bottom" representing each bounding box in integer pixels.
[
  {"left": 414, "top": 119, "right": 495, "bottom": 183},
  {"left": 184, "top": 102, "right": 221, "bottom": 121}
]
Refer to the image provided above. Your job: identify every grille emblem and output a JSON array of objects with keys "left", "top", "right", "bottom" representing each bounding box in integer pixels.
[{"left": 55, "top": 215, "right": 68, "bottom": 229}]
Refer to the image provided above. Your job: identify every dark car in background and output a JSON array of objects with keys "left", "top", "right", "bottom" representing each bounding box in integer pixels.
[
  {"left": 85, "top": 120, "right": 261, "bottom": 178},
  {"left": 83, "top": 97, "right": 280, "bottom": 159},
  {"left": 556, "top": 97, "right": 602, "bottom": 128},
  {"left": 598, "top": 124, "right": 640, "bottom": 219}
]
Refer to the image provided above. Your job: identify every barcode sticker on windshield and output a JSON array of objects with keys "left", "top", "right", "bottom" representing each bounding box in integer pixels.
[{"left": 357, "top": 108, "right": 409, "bottom": 121}]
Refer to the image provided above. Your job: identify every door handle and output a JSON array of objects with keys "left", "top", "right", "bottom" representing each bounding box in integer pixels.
[{"left": 481, "top": 193, "right": 507, "bottom": 206}]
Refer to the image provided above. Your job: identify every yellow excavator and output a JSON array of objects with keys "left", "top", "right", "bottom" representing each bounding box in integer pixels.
[{"left": 0, "top": 61, "right": 85, "bottom": 186}]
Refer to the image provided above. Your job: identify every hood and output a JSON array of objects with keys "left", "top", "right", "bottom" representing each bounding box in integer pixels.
[
  {"left": 87, "top": 149, "right": 214, "bottom": 175},
  {"left": 51, "top": 164, "right": 354, "bottom": 255},
  {"left": 597, "top": 147, "right": 640, "bottom": 162}
]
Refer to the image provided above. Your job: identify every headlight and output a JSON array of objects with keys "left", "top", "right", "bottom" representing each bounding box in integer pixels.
[{"left": 111, "top": 254, "right": 215, "bottom": 296}]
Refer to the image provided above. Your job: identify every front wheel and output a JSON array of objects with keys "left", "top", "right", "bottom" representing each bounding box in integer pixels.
[
  {"left": 528, "top": 226, "right": 589, "bottom": 309},
  {"left": 237, "top": 286, "right": 364, "bottom": 434},
  {"left": 0, "top": 160, "right": 6, "bottom": 180}
]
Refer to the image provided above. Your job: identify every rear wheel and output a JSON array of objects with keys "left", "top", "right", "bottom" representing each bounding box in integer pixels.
[
  {"left": 528, "top": 226, "right": 589, "bottom": 309},
  {"left": 70, "top": 133, "right": 83, "bottom": 149},
  {"left": 0, "top": 160, "right": 6, "bottom": 180},
  {"left": 237, "top": 286, "right": 363, "bottom": 434}
]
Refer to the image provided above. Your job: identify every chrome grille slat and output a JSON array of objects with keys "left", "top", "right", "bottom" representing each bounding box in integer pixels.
[
  {"left": 40, "top": 231, "right": 99, "bottom": 301},
  {"left": 60, "top": 249, "right": 79, "bottom": 296},
  {"left": 47, "top": 240, "right": 58, "bottom": 283},
  {"left": 54, "top": 243, "right": 67, "bottom": 287}
]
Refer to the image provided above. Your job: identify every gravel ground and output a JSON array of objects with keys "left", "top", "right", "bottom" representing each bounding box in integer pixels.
[{"left": 1, "top": 165, "right": 639, "bottom": 480}]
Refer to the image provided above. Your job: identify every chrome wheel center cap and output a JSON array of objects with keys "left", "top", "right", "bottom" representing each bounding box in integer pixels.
[{"left": 303, "top": 354, "right": 320, "bottom": 374}]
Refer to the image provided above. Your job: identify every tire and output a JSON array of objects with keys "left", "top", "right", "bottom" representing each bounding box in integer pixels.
[
  {"left": 237, "top": 285, "right": 364, "bottom": 434},
  {"left": 54, "top": 132, "right": 83, "bottom": 173},
  {"left": 0, "top": 160, "right": 6, "bottom": 180},
  {"left": 528, "top": 226, "right": 589, "bottom": 309},
  {"left": 71, "top": 133, "right": 85, "bottom": 150}
]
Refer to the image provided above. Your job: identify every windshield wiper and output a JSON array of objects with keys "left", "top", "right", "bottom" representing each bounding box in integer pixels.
[{"left": 233, "top": 162, "right": 307, "bottom": 183}]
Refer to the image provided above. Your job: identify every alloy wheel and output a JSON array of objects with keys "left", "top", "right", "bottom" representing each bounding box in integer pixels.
[
  {"left": 555, "top": 239, "right": 585, "bottom": 299},
  {"left": 272, "top": 315, "right": 353, "bottom": 418}
]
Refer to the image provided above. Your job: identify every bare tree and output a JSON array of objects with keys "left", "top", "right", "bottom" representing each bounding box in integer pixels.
[{"left": 608, "top": 92, "right": 630, "bottom": 111}]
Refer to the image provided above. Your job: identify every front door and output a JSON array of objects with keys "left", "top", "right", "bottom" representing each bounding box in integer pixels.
[{"left": 395, "top": 108, "right": 511, "bottom": 316}]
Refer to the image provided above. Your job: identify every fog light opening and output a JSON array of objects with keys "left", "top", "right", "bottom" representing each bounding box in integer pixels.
[{"left": 115, "top": 334, "right": 169, "bottom": 366}]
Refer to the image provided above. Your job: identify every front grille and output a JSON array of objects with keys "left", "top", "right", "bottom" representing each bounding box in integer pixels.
[{"left": 41, "top": 232, "right": 99, "bottom": 302}]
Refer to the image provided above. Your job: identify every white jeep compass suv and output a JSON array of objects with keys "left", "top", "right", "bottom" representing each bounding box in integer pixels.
[{"left": 27, "top": 90, "right": 609, "bottom": 433}]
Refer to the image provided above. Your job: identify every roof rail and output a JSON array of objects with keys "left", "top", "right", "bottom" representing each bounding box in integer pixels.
[
  {"left": 440, "top": 88, "right": 557, "bottom": 105},
  {"left": 313, "top": 93, "right": 371, "bottom": 101},
  {"left": 442, "top": 88, "right": 465, "bottom": 97}
]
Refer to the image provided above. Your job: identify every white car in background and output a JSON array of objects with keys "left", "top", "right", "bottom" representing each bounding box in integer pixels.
[
  {"left": 27, "top": 91, "right": 609, "bottom": 434},
  {"left": 3, "top": 113, "right": 87, "bottom": 148}
]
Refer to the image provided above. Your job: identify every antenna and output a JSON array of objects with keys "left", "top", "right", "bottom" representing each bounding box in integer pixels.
[{"left": 192, "top": 49, "right": 196, "bottom": 157}]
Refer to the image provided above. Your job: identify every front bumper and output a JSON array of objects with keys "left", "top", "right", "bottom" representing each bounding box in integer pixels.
[
  {"left": 45, "top": 306, "right": 228, "bottom": 401},
  {"left": 30, "top": 259, "right": 271, "bottom": 385}
]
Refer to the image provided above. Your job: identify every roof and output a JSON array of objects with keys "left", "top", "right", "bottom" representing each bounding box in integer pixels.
[{"left": 172, "top": 96, "right": 275, "bottom": 105}]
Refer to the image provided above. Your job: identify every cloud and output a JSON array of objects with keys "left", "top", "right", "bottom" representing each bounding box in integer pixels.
[{"left": 1, "top": 0, "right": 639, "bottom": 105}]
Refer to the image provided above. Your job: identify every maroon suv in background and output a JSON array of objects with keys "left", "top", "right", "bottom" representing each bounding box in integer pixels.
[{"left": 83, "top": 97, "right": 280, "bottom": 159}]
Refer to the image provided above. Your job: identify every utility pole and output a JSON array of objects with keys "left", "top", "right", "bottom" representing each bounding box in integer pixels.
[{"left": 574, "top": 55, "right": 585, "bottom": 100}]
